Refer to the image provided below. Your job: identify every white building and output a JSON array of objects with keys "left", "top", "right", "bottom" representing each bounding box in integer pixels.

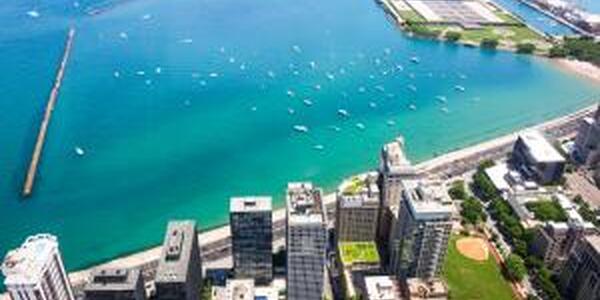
[
  {"left": 389, "top": 180, "right": 453, "bottom": 280},
  {"left": 2, "top": 234, "right": 74, "bottom": 300},
  {"left": 363, "top": 276, "right": 401, "bottom": 300},
  {"left": 512, "top": 130, "right": 566, "bottom": 185}
]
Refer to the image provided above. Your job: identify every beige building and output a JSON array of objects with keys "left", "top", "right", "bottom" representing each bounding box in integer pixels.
[
  {"left": 405, "top": 277, "right": 448, "bottom": 300},
  {"left": 336, "top": 173, "right": 380, "bottom": 242}
]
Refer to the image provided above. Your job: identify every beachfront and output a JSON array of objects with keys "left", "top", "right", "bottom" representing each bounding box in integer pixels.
[{"left": 2, "top": 102, "right": 592, "bottom": 300}]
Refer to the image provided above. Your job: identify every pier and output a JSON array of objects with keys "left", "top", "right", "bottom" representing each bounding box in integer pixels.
[{"left": 22, "top": 28, "right": 76, "bottom": 197}]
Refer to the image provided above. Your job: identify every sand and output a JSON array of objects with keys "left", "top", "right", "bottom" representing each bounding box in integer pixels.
[
  {"left": 456, "top": 237, "right": 489, "bottom": 261},
  {"left": 554, "top": 58, "right": 600, "bottom": 86}
]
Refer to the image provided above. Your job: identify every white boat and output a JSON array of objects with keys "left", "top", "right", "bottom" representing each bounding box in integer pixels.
[
  {"left": 313, "top": 144, "right": 324, "bottom": 151},
  {"left": 407, "top": 85, "right": 417, "bottom": 92},
  {"left": 136, "top": 70, "right": 145, "bottom": 76},
  {"left": 228, "top": 57, "right": 236, "bottom": 64},
  {"left": 240, "top": 64, "right": 247, "bottom": 71},
  {"left": 74, "top": 147, "right": 85, "bottom": 156},
  {"left": 384, "top": 48, "right": 391, "bottom": 55},
  {"left": 145, "top": 79, "right": 152, "bottom": 85},
  {"left": 337, "top": 109, "right": 349, "bottom": 117},
  {"left": 155, "top": 67, "right": 162, "bottom": 74},
  {"left": 356, "top": 123, "right": 365, "bottom": 130},
  {"left": 314, "top": 84, "right": 322, "bottom": 91},
  {"left": 396, "top": 64, "right": 404, "bottom": 71},
  {"left": 219, "top": 46, "right": 226, "bottom": 53},
  {"left": 292, "top": 45, "right": 302, "bottom": 53},
  {"left": 441, "top": 107, "right": 450, "bottom": 114},
  {"left": 410, "top": 56, "right": 420, "bottom": 64},
  {"left": 199, "top": 80, "right": 207, "bottom": 86},
  {"left": 251, "top": 106, "right": 257, "bottom": 112},
  {"left": 288, "top": 108, "right": 295, "bottom": 115},
  {"left": 286, "top": 90, "right": 295, "bottom": 97},
  {"left": 178, "top": 38, "right": 193, "bottom": 44},
  {"left": 375, "top": 85, "right": 385, "bottom": 92},
  {"left": 119, "top": 32, "right": 128, "bottom": 39},
  {"left": 358, "top": 86, "right": 366, "bottom": 93},
  {"left": 455, "top": 85, "right": 466, "bottom": 92},
  {"left": 26, "top": 10, "right": 40, "bottom": 18},
  {"left": 293, "top": 125, "right": 309, "bottom": 133},
  {"left": 330, "top": 126, "right": 341, "bottom": 132},
  {"left": 374, "top": 58, "right": 382, "bottom": 66},
  {"left": 369, "top": 102, "right": 377, "bottom": 108},
  {"left": 309, "top": 61, "right": 317, "bottom": 69},
  {"left": 113, "top": 71, "right": 120, "bottom": 78},
  {"left": 387, "top": 120, "right": 396, "bottom": 126},
  {"left": 435, "top": 95, "right": 447, "bottom": 103},
  {"left": 326, "top": 73, "right": 335, "bottom": 81},
  {"left": 267, "top": 70, "right": 276, "bottom": 78},
  {"left": 209, "top": 72, "right": 219, "bottom": 78},
  {"left": 339, "top": 68, "right": 346, "bottom": 75},
  {"left": 303, "top": 99, "right": 313, "bottom": 106},
  {"left": 409, "top": 104, "right": 417, "bottom": 111},
  {"left": 142, "top": 14, "right": 152, "bottom": 20}
]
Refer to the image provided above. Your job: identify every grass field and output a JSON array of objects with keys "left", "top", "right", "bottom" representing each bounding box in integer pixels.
[
  {"left": 442, "top": 235, "right": 516, "bottom": 300},
  {"left": 338, "top": 242, "right": 380, "bottom": 266}
]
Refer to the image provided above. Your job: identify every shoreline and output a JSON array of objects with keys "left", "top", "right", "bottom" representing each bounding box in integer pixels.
[
  {"left": 0, "top": 102, "right": 589, "bottom": 298},
  {"left": 552, "top": 58, "right": 600, "bottom": 86}
]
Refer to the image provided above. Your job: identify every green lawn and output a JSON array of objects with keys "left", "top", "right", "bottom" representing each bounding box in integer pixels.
[
  {"left": 339, "top": 242, "right": 380, "bottom": 266},
  {"left": 525, "top": 200, "right": 567, "bottom": 222},
  {"left": 397, "top": 9, "right": 425, "bottom": 23},
  {"left": 442, "top": 235, "right": 516, "bottom": 300}
]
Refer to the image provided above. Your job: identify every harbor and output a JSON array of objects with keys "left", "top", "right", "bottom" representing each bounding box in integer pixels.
[{"left": 22, "top": 28, "right": 76, "bottom": 197}]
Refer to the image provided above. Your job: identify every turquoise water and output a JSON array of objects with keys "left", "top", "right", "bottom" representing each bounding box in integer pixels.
[
  {"left": 493, "top": 0, "right": 575, "bottom": 35},
  {"left": 1, "top": 0, "right": 599, "bottom": 286}
]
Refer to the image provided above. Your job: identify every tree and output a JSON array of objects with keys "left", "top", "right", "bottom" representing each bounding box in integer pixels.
[
  {"left": 445, "top": 31, "right": 462, "bottom": 42},
  {"left": 448, "top": 180, "right": 467, "bottom": 200},
  {"left": 516, "top": 43, "right": 536, "bottom": 54},
  {"left": 481, "top": 38, "right": 499, "bottom": 49},
  {"left": 505, "top": 254, "right": 527, "bottom": 282},
  {"left": 461, "top": 196, "right": 486, "bottom": 225},
  {"left": 472, "top": 170, "right": 497, "bottom": 201}
]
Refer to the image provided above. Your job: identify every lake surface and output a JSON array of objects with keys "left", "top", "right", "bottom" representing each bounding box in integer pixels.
[{"left": 1, "top": 0, "right": 599, "bottom": 285}]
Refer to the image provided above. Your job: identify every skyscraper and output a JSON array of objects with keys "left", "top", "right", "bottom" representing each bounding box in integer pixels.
[
  {"left": 2, "top": 234, "right": 74, "bottom": 300},
  {"left": 336, "top": 173, "right": 380, "bottom": 242},
  {"left": 154, "top": 220, "right": 202, "bottom": 300},
  {"left": 286, "top": 182, "right": 327, "bottom": 300},
  {"left": 559, "top": 234, "right": 600, "bottom": 300},
  {"left": 230, "top": 196, "right": 273, "bottom": 285},
  {"left": 389, "top": 180, "right": 452, "bottom": 280},
  {"left": 377, "top": 137, "right": 418, "bottom": 261}
]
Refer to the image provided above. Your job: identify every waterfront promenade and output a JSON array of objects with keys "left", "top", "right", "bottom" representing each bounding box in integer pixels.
[{"left": 0, "top": 104, "right": 597, "bottom": 299}]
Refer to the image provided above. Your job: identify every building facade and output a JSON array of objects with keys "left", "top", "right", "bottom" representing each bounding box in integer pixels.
[
  {"left": 83, "top": 268, "right": 146, "bottom": 300},
  {"left": 378, "top": 137, "right": 418, "bottom": 262},
  {"left": 2, "top": 234, "right": 74, "bottom": 300},
  {"left": 286, "top": 182, "right": 327, "bottom": 300},
  {"left": 559, "top": 235, "right": 600, "bottom": 300},
  {"left": 336, "top": 173, "right": 380, "bottom": 242},
  {"left": 230, "top": 196, "right": 273, "bottom": 285},
  {"left": 154, "top": 220, "right": 202, "bottom": 300},
  {"left": 512, "top": 130, "right": 566, "bottom": 185},
  {"left": 389, "top": 181, "right": 453, "bottom": 280},
  {"left": 574, "top": 104, "right": 600, "bottom": 166}
]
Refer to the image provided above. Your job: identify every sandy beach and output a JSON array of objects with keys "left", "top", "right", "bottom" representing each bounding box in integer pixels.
[{"left": 554, "top": 58, "right": 600, "bottom": 85}]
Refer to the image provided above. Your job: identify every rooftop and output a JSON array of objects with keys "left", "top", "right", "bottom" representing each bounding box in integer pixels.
[
  {"left": 84, "top": 268, "right": 141, "bottom": 292},
  {"left": 363, "top": 276, "right": 400, "bottom": 300},
  {"left": 382, "top": 137, "right": 416, "bottom": 175},
  {"left": 230, "top": 196, "right": 272, "bottom": 213},
  {"left": 2, "top": 234, "right": 59, "bottom": 286},
  {"left": 226, "top": 279, "right": 254, "bottom": 300},
  {"left": 338, "top": 242, "right": 380, "bottom": 266},
  {"left": 286, "top": 182, "right": 324, "bottom": 224},
  {"left": 339, "top": 172, "right": 379, "bottom": 197},
  {"left": 402, "top": 180, "right": 453, "bottom": 220},
  {"left": 155, "top": 220, "right": 197, "bottom": 283},
  {"left": 518, "top": 130, "right": 565, "bottom": 163},
  {"left": 406, "top": 277, "right": 448, "bottom": 300}
]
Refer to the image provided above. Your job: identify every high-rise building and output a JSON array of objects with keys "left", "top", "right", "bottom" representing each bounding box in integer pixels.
[
  {"left": 286, "top": 182, "right": 327, "bottom": 300},
  {"left": 230, "top": 196, "right": 273, "bottom": 285},
  {"left": 154, "top": 220, "right": 202, "bottom": 300},
  {"left": 378, "top": 137, "right": 418, "bottom": 261},
  {"left": 559, "top": 234, "right": 600, "bottom": 300},
  {"left": 389, "top": 181, "right": 452, "bottom": 280},
  {"left": 83, "top": 268, "right": 146, "bottom": 300},
  {"left": 512, "top": 130, "right": 566, "bottom": 185},
  {"left": 574, "top": 104, "right": 600, "bottom": 165},
  {"left": 336, "top": 173, "right": 380, "bottom": 242},
  {"left": 1, "top": 234, "right": 74, "bottom": 300}
]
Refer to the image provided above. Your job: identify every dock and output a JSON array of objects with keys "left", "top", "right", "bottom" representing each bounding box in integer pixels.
[{"left": 22, "top": 28, "right": 76, "bottom": 197}]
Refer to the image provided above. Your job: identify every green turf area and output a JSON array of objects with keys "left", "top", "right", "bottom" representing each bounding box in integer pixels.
[
  {"left": 459, "top": 25, "right": 544, "bottom": 45},
  {"left": 339, "top": 242, "right": 380, "bottom": 266},
  {"left": 525, "top": 200, "right": 567, "bottom": 222},
  {"left": 443, "top": 235, "right": 516, "bottom": 300},
  {"left": 397, "top": 9, "right": 425, "bottom": 23},
  {"left": 342, "top": 176, "right": 364, "bottom": 195}
]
